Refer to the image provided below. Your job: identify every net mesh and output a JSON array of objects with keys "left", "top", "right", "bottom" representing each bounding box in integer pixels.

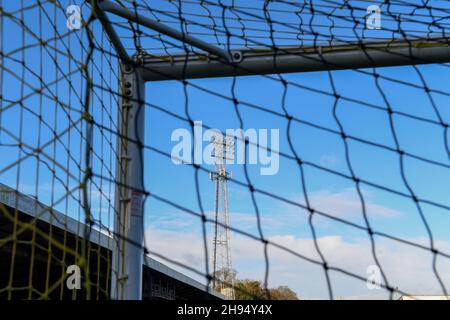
[{"left": 1, "top": 0, "right": 450, "bottom": 300}]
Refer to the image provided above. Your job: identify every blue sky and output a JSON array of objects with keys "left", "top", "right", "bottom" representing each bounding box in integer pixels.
[{"left": 1, "top": 0, "right": 450, "bottom": 299}]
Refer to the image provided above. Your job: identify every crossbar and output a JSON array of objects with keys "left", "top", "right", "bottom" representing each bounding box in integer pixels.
[{"left": 139, "top": 38, "right": 450, "bottom": 81}]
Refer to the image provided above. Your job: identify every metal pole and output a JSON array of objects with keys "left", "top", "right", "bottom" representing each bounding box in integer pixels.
[
  {"left": 112, "top": 63, "right": 145, "bottom": 300},
  {"left": 97, "top": 0, "right": 232, "bottom": 62},
  {"left": 212, "top": 174, "right": 220, "bottom": 290},
  {"left": 140, "top": 38, "right": 450, "bottom": 81}
]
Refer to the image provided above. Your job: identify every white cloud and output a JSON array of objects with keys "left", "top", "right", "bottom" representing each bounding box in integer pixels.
[
  {"left": 145, "top": 227, "right": 450, "bottom": 299},
  {"left": 320, "top": 153, "right": 338, "bottom": 167},
  {"left": 307, "top": 188, "right": 402, "bottom": 219}
]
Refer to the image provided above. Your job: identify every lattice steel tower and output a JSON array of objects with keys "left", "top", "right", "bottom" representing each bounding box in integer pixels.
[{"left": 209, "top": 133, "right": 235, "bottom": 299}]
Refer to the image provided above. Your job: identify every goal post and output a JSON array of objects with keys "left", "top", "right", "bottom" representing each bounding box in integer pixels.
[{"left": 111, "top": 63, "right": 146, "bottom": 300}]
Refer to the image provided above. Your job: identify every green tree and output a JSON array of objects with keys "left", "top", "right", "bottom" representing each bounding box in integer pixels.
[
  {"left": 269, "top": 286, "right": 298, "bottom": 300},
  {"left": 234, "top": 279, "right": 298, "bottom": 300}
]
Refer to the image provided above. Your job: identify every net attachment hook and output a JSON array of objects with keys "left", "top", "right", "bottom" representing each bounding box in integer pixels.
[{"left": 231, "top": 50, "right": 243, "bottom": 63}]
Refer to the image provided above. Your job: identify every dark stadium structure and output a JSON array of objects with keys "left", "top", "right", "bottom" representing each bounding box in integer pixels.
[{"left": 0, "top": 183, "right": 223, "bottom": 300}]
